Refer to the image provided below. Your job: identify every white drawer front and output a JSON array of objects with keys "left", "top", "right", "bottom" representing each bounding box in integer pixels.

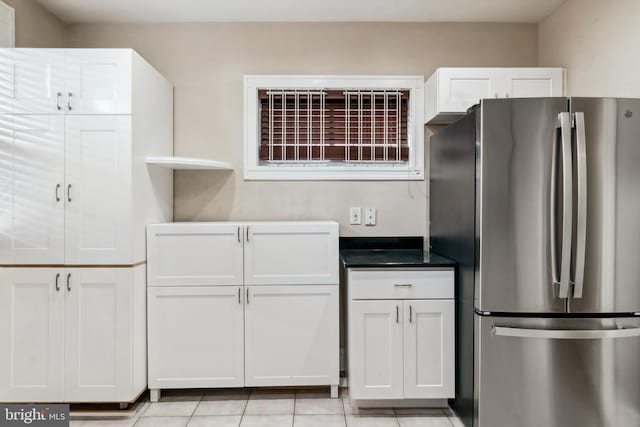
[{"left": 348, "top": 268, "right": 454, "bottom": 300}]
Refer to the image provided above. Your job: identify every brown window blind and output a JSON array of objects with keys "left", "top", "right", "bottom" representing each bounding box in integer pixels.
[{"left": 259, "top": 89, "right": 409, "bottom": 163}]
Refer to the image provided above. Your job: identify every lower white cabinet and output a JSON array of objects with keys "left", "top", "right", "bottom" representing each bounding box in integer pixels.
[
  {"left": 0, "top": 266, "right": 146, "bottom": 403},
  {"left": 244, "top": 285, "right": 338, "bottom": 387},
  {"left": 148, "top": 286, "right": 245, "bottom": 389},
  {"left": 347, "top": 268, "right": 455, "bottom": 401}
]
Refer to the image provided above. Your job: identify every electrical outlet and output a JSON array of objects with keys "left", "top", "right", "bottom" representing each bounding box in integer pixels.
[
  {"left": 350, "top": 207, "right": 362, "bottom": 225},
  {"left": 365, "top": 207, "right": 377, "bottom": 226}
]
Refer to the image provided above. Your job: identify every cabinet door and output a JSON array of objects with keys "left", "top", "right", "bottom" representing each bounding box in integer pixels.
[
  {"left": 64, "top": 49, "right": 132, "bottom": 115},
  {"left": 64, "top": 116, "right": 133, "bottom": 264},
  {"left": 501, "top": 68, "right": 565, "bottom": 98},
  {"left": 244, "top": 285, "right": 338, "bottom": 386},
  {"left": 148, "top": 286, "right": 244, "bottom": 388},
  {"left": 0, "top": 115, "right": 65, "bottom": 264},
  {"left": 0, "top": 268, "right": 64, "bottom": 402},
  {"left": 147, "top": 223, "right": 244, "bottom": 286},
  {"left": 438, "top": 68, "right": 500, "bottom": 113},
  {"left": 403, "top": 300, "right": 455, "bottom": 399},
  {"left": 0, "top": 49, "right": 65, "bottom": 114},
  {"left": 244, "top": 222, "right": 339, "bottom": 285},
  {"left": 64, "top": 268, "right": 132, "bottom": 401},
  {"left": 348, "top": 300, "right": 404, "bottom": 399}
]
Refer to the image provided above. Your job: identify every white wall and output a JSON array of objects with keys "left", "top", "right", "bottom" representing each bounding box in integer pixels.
[
  {"left": 2, "top": 0, "right": 65, "bottom": 47},
  {"left": 539, "top": 0, "right": 640, "bottom": 97}
]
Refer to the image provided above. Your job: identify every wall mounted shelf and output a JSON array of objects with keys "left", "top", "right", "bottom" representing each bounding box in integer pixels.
[{"left": 145, "top": 156, "right": 234, "bottom": 171}]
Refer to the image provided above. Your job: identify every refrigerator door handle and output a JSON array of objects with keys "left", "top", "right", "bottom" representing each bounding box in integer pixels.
[
  {"left": 493, "top": 325, "right": 640, "bottom": 340},
  {"left": 572, "top": 112, "right": 588, "bottom": 299},
  {"left": 556, "top": 112, "right": 573, "bottom": 299}
]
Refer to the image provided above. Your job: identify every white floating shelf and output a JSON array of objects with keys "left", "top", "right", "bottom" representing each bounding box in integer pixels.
[{"left": 145, "top": 156, "right": 234, "bottom": 171}]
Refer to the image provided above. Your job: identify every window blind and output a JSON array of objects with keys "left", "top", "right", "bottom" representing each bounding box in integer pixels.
[{"left": 259, "top": 89, "right": 409, "bottom": 163}]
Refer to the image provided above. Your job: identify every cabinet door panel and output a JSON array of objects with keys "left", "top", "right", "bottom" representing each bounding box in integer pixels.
[
  {"left": 148, "top": 286, "right": 244, "bottom": 388},
  {"left": 244, "top": 222, "right": 339, "bottom": 285},
  {"left": 0, "top": 268, "right": 64, "bottom": 402},
  {"left": 0, "top": 49, "right": 64, "bottom": 114},
  {"left": 0, "top": 115, "right": 65, "bottom": 264},
  {"left": 438, "top": 68, "right": 499, "bottom": 113},
  {"left": 64, "top": 268, "right": 132, "bottom": 401},
  {"left": 147, "top": 223, "right": 244, "bottom": 286},
  {"left": 244, "top": 285, "right": 338, "bottom": 386},
  {"left": 348, "top": 300, "right": 403, "bottom": 399},
  {"left": 403, "top": 300, "right": 455, "bottom": 399},
  {"left": 65, "top": 49, "right": 132, "bottom": 115},
  {"left": 502, "top": 68, "right": 565, "bottom": 98},
  {"left": 64, "top": 116, "right": 132, "bottom": 264}
]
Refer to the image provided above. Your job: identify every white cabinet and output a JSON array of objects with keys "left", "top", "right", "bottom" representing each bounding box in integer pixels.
[
  {"left": 0, "top": 268, "right": 64, "bottom": 402},
  {"left": 244, "top": 285, "right": 338, "bottom": 387},
  {"left": 349, "top": 300, "right": 404, "bottom": 399},
  {"left": 0, "top": 115, "right": 65, "bottom": 264},
  {"left": 425, "top": 67, "right": 566, "bottom": 124},
  {"left": 0, "top": 266, "right": 146, "bottom": 403},
  {"left": 146, "top": 221, "right": 340, "bottom": 400},
  {"left": 347, "top": 268, "right": 455, "bottom": 401},
  {"left": 244, "top": 222, "right": 339, "bottom": 285},
  {"left": 148, "top": 286, "right": 244, "bottom": 389}
]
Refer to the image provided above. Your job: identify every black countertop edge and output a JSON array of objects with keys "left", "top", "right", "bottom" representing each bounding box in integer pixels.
[{"left": 339, "top": 237, "right": 456, "bottom": 268}]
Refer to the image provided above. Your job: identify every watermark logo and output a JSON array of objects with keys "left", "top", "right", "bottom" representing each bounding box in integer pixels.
[{"left": 0, "top": 405, "right": 69, "bottom": 426}]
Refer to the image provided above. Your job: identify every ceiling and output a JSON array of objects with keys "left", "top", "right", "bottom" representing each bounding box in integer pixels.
[{"left": 36, "top": 0, "right": 566, "bottom": 24}]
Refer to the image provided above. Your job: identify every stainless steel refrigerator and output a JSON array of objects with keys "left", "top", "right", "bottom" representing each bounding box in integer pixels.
[{"left": 430, "top": 98, "right": 640, "bottom": 427}]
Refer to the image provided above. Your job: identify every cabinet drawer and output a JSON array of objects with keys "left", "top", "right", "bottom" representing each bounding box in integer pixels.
[{"left": 348, "top": 268, "right": 454, "bottom": 300}]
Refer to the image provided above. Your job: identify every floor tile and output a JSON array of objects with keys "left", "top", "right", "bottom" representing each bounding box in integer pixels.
[
  {"left": 345, "top": 415, "right": 399, "bottom": 427},
  {"left": 342, "top": 399, "right": 394, "bottom": 416},
  {"left": 396, "top": 416, "right": 453, "bottom": 427},
  {"left": 295, "top": 391, "right": 334, "bottom": 399},
  {"left": 293, "top": 414, "right": 346, "bottom": 427},
  {"left": 160, "top": 389, "right": 205, "bottom": 402},
  {"left": 75, "top": 421, "right": 136, "bottom": 427},
  {"left": 143, "top": 402, "right": 199, "bottom": 417},
  {"left": 133, "top": 417, "right": 190, "bottom": 427},
  {"left": 240, "top": 415, "right": 294, "bottom": 427},
  {"left": 448, "top": 417, "right": 465, "bottom": 427},
  {"left": 394, "top": 408, "right": 446, "bottom": 416},
  {"left": 203, "top": 390, "right": 251, "bottom": 401},
  {"left": 244, "top": 398, "right": 294, "bottom": 415},
  {"left": 187, "top": 415, "right": 242, "bottom": 427},
  {"left": 295, "top": 397, "right": 344, "bottom": 415},
  {"left": 194, "top": 399, "right": 247, "bottom": 416},
  {"left": 249, "top": 390, "right": 296, "bottom": 400}
]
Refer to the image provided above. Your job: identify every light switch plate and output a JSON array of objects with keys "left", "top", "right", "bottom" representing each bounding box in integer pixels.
[
  {"left": 350, "top": 207, "right": 362, "bottom": 225},
  {"left": 365, "top": 208, "right": 377, "bottom": 226}
]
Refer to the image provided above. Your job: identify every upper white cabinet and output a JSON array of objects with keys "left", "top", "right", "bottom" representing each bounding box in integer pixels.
[
  {"left": 244, "top": 222, "right": 339, "bottom": 285},
  {"left": 425, "top": 67, "right": 566, "bottom": 124},
  {"left": 0, "top": 49, "right": 132, "bottom": 115},
  {"left": 0, "top": 48, "right": 174, "bottom": 265}
]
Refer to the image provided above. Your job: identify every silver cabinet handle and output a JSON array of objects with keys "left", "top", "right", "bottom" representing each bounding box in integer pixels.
[
  {"left": 66, "top": 273, "right": 71, "bottom": 291},
  {"left": 237, "top": 227, "right": 241, "bottom": 243},
  {"left": 238, "top": 287, "right": 241, "bottom": 304},
  {"left": 246, "top": 226, "right": 250, "bottom": 242},
  {"left": 409, "top": 305, "right": 413, "bottom": 323},
  {"left": 396, "top": 305, "right": 399, "bottom": 323},
  {"left": 55, "top": 184, "right": 61, "bottom": 202},
  {"left": 246, "top": 288, "right": 249, "bottom": 304},
  {"left": 67, "top": 92, "right": 73, "bottom": 111},
  {"left": 56, "top": 92, "right": 62, "bottom": 111},
  {"left": 572, "top": 112, "right": 587, "bottom": 298},
  {"left": 493, "top": 325, "right": 640, "bottom": 340},
  {"left": 556, "top": 112, "right": 573, "bottom": 299},
  {"left": 67, "top": 184, "right": 72, "bottom": 202},
  {"left": 55, "top": 273, "right": 60, "bottom": 292},
  {"left": 394, "top": 284, "right": 413, "bottom": 288}
]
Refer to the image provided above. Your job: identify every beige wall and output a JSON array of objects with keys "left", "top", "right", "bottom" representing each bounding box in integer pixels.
[
  {"left": 539, "top": 0, "right": 640, "bottom": 97},
  {"left": 66, "top": 22, "right": 538, "bottom": 237},
  {"left": 3, "top": 0, "right": 65, "bottom": 47}
]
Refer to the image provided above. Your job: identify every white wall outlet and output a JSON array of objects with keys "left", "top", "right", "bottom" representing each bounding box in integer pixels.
[
  {"left": 350, "top": 207, "right": 362, "bottom": 225},
  {"left": 365, "top": 208, "right": 377, "bottom": 226}
]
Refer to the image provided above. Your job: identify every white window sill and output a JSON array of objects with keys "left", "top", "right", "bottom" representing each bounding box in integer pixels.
[{"left": 244, "top": 166, "right": 424, "bottom": 181}]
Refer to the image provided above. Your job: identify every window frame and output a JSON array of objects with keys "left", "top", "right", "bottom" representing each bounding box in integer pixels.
[{"left": 243, "top": 75, "right": 424, "bottom": 181}]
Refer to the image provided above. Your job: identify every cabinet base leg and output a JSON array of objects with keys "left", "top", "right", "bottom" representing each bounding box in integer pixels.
[
  {"left": 330, "top": 385, "right": 339, "bottom": 399},
  {"left": 150, "top": 389, "right": 161, "bottom": 403},
  {"left": 119, "top": 403, "right": 128, "bottom": 410}
]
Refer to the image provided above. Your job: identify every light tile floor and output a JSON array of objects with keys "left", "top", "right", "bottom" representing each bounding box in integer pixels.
[{"left": 70, "top": 389, "right": 464, "bottom": 427}]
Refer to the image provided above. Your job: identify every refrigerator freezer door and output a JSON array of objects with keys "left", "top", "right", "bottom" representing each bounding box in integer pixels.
[
  {"left": 477, "top": 98, "right": 568, "bottom": 313},
  {"left": 476, "top": 315, "right": 640, "bottom": 427},
  {"left": 568, "top": 98, "right": 640, "bottom": 314}
]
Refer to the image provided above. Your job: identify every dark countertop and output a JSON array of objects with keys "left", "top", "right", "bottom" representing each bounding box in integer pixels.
[{"left": 339, "top": 236, "right": 456, "bottom": 268}]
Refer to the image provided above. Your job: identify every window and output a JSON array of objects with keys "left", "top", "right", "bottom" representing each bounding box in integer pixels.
[{"left": 244, "top": 76, "right": 424, "bottom": 180}]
